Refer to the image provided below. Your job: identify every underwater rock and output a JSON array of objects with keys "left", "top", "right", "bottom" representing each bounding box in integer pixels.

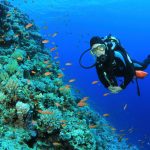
[
  {"left": 0, "top": 1, "right": 139, "bottom": 150},
  {"left": 16, "top": 101, "right": 30, "bottom": 114}
]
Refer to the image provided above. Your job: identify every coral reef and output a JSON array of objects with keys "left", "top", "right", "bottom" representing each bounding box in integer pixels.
[{"left": 0, "top": 1, "right": 138, "bottom": 150}]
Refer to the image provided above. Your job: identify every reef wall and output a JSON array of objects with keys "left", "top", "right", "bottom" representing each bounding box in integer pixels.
[{"left": 0, "top": 1, "right": 138, "bottom": 149}]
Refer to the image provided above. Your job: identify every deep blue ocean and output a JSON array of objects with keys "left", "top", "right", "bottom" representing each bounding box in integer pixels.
[{"left": 8, "top": 0, "right": 150, "bottom": 149}]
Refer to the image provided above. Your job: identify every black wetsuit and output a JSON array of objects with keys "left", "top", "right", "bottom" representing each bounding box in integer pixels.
[{"left": 96, "top": 36, "right": 150, "bottom": 89}]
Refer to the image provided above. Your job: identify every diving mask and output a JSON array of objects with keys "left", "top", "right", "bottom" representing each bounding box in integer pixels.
[{"left": 90, "top": 44, "right": 106, "bottom": 55}]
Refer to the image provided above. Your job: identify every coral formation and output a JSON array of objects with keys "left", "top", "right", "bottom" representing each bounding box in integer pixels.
[{"left": 0, "top": 1, "right": 138, "bottom": 149}]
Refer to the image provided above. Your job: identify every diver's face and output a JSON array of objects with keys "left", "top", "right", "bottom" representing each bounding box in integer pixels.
[{"left": 91, "top": 44, "right": 106, "bottom": 57}]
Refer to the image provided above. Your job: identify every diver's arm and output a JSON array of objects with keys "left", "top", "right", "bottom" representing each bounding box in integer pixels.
[
  {"left": 96, "top": 65, "right": 118, "bottom": 88},
  {"left": 96, "top": 68, "right": 110, "bottom": 88},
  {"left": 119, "top": 54, "right": 135, "bottom": 89},
  {"left": 120, "top": 65, "right": 135, "bottom": 89}
]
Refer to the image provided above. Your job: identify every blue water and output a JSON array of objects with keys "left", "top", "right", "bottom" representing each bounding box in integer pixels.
[{"left": 8, "top": 0, "right": 150, "bottom": 149}]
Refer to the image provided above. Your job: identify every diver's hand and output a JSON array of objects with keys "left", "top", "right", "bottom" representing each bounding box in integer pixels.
[{"left": 108, "top": 86, "right": 122, "bottom": 94}]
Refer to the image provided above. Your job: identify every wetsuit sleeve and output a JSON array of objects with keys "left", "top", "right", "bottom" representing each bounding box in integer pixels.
[
  {"left": 96, "top": 64, "right": 118, "bottom": 88},
  {"left": 118, "top": 52, "right": 135, "bottom": 89},
  {"left": 96, "top": 68, "right": 109, "bottom": 88}
]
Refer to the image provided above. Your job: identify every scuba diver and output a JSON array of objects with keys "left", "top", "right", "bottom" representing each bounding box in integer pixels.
[{"left": 79, "top": 34, "right": 150, "bottom": 95}]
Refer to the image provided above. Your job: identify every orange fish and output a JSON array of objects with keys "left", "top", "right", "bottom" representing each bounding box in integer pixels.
[
  {"left": 103, "top": 93, "right": 110, "bottom": 96},
  {"left": 46, "top": 64, "right": 52, "bottom": 68},
  {"left": 17, "top": 57, "right": 23, "bottom": 61},
  {"left": 92, "top": 80, "right": 99, "bottom": 84},
  {"left": 44, "top": 72, "right": 52, "bottom": 76},
  {"left": 59, "top": 87, "right": 64, "bottom": 91},
  {"left": 51, "top": 32, "right": 58, "bottom": 37},
  {"left": 89, "top": 124, "right": 97, "bottom": 129},
  {"left": 58, "top": 73, "right": 64, "bottom": 78},
  {"left": 103, "top": 113, "right": 110, "bottom": 117},
  {"left": 31, "top": 71, "right": 36, "bottom": 74},
  {"left": 25, "top": 23, "right": 33, "bottom": 29},
  {"left": 60, "top": 120, "right": 66, "bottom": 123},
  {"left": 53, "top": 142, "right": 62, "bottom": 146},
  {"left": 65, "top": 85, "right": 71, "bottom": 89},
  {"left": 81, "top": 96, "right": 89, "bottom": 101},
  {"left": 37, "top": 110, "right": 53, "bottom": 115},
  {"left": 77, "top": 101, "right": 87, "bottom": 107},
  {"left": 42, "top": 40, "right": 49, "bottom": 44},
  {"left": 50, "top": 46, "right": 57, "bottom": 52},
  {"left": 55, "top": 102, "right": 61, "bottom": 107},
  {"left": 65, "top": 62, "right": 72, "bottom": 66},
  {"left": 59, "top": 85, "right": 70, "bottom": 91},
  {"left": 135, "top": 70, "right": 148, "bottom": 78},
  {"left": 69, "top": 79, "right": 76, "bottom": 83},
  {"left": 61, "top": 124, "right": 66, "bottom": 127}
]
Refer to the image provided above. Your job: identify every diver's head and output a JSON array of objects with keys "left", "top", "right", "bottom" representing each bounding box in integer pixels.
[{"left": 90, "top": 36, "right": 107, "bottom": 57}]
